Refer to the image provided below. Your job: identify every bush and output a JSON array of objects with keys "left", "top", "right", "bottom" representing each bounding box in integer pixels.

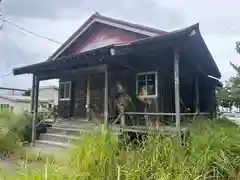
[{"left": 2, "top": 119, "right": 240, "bottom": 179}]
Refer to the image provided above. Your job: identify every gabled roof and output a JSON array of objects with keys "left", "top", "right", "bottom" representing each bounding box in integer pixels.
[
  {"left": 49, "top": 12, "right": 167, "bottom": 60},
  {"left": 13, "top": 23, "right": 221, "bottom": 79}
]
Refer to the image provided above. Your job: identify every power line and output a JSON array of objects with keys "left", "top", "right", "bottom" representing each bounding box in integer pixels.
[
  {"left": 0, "top": 18, "right": 63, "bottom": 44},
  {"left": 1, "top": 72, "right": 13, "bottom": 78}
]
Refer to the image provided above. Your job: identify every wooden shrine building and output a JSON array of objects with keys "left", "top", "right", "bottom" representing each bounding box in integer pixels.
[{"left": 13, "top": 12, "right": 221, "bottom": 131}]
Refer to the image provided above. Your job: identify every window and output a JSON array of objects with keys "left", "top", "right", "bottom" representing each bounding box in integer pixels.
[
  {"left": 136, "top": 72, "right": 157, "bottom": 97},
  {"left": 59, "top": 82, "right": 71, "bottom": 100}
]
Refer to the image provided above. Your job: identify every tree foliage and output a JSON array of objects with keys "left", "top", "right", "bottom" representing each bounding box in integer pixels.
[{"left": 218, "top": 41, "right": 240, "bottom": 109}]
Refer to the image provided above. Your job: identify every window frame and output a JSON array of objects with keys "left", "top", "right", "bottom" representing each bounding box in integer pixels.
[
  {"left": 136, "top": 71, "right": 158, "bottom": 98},
  {"left": 59, "top": 81, "right": 72, "bottom": 101}
]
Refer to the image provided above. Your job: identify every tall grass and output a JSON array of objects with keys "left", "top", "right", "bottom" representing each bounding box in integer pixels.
[
  {"left": 2, "top": 119, "right": 240, "bottom": 179},
  {"left": 0, "top": 111, "right": 30, "bottom": 152}
]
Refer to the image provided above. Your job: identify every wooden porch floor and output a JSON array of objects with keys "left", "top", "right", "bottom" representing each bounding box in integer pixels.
[
  {"left": 53, "top": 117, "right": 188, "bottom": 135},
  {"left": 111, "top": 124, "right": 188, "bottom": 134}
]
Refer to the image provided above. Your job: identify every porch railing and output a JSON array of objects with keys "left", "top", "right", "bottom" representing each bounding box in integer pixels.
[{"left": 112, "top": 111, "right": 211, "bottom": 127}]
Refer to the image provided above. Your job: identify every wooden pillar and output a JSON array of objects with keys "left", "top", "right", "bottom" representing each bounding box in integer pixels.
[
  {"left": 31, "top": 75, "right": 39, "bottom": 145},
  {"left": 212, "top": 87, "right": 216, "bottom": 118},
  {"left": 86, "top": 74, "right": 91, "bottom": 121},
  {"left": 104, "top": 69, "right": 109, "bottom": 127},
  {"left": 195, "top": 75, "right": 200, "bottom": 113},
  {"left": 30, "top": 74, "right": 35, "bottom": 115},
  {"left": 120, "top": 108, "right": 125, "bottom": 127},
  {"left": 174, "top": 51, "right": 180, "bottom": 131}
]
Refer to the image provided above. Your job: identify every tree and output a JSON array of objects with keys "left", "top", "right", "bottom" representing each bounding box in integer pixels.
[
  {"left": 217, "top": 41, "right": 240, "bottom": 111},
  {"left": 223, "top": 41, "right": 240, "bottom": 111},
  {"left": 236, "top": 41, "right": 240, "bottom": 54},
  {"left": 230, "top": 41, "right": 240, "bottom": 74},
  {"left": 217, "top": 84, "right": 233, "bottom": 110}
]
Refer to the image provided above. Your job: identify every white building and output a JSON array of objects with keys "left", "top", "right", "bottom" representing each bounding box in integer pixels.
[
  {"left": 0, "top": 95, "right": 53, "bottom": 114},
  {"left": 37, "top": 86, "right": 59, "bottom": 105},
  {"left": 0, "top": 85, "right": 59, "bottom": 114}
]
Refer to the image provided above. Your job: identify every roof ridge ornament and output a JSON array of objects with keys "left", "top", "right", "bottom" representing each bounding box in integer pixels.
[{"left": 189, "top": 29, "right": 196, "bottom": 36}]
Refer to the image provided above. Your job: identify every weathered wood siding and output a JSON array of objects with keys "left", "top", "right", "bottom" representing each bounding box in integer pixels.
[
  {"left": 73, "top": 75, "right": 87, "bottom": 117},
  {"left": 58, "top": 75, "right": 87, "bottom": 118},
  {"left": 58, "top": 72, "right": 117, "bottom": 121},
  {"left": 57, "top": 49, "right": 215, "bottom": 123}
]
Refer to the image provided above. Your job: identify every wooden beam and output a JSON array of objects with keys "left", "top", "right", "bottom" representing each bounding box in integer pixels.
[
  {"left": 120, "top": 107, "right": 126, "bottom": 127},
  {"left": 124, "top": 112, "right": 210, "bottom": 116},
  {"left": 124, "top": 112, "right": 176, "bottom": 116},
  {"left": 31, "top": 75, "right": 39, "bottom": 146},
  {"left": 38, "top": 64, "right": 107, "bottom": 81},
  {"left": 104, "top": 69, "right": 109, "bottom": 127},
  {"left": 30, "top": 74, "right": 35, "bottom": 115},
  {"left": 174, "top": 51, "right": 181, "bottom": 132},
  {"left": 86, "top": 74, "right": 91, "bottom": 121},
  {"left": 212, "top": 87, "right": 217, "bottom": 118},
  {"left": 195, "top": 75, "right": 200, "bottom": 113}
]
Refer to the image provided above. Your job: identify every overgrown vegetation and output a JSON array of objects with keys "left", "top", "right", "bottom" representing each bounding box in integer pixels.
[
  {"left": 0, "top": 110, "right": 50, "bottom": 161},
  {"left": 1, "top": 119, "right": 240, "bottom": 179},
  {"left": 0, "top": 111, "right": 31, "bottom": 153}
]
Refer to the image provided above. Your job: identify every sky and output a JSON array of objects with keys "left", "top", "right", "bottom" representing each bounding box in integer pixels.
[{"left": 0, "top": 0, "right": 239, "bottom": 89}]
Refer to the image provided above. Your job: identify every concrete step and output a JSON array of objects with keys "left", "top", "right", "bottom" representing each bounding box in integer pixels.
[
  {"left": 55, "top": 119, "right": 103, "bottom": 125},
  {"left": 53, "top": 122, "right": 96, "bottom": 129},
  {"left": 26, "top": 146, "right": 67, "bottom": 155},
  {"left": 40, "top": 133, "right": 78, "bottom": 143},
  {"left": 55, "top": 119, "right": 89, "bottom": 124},
  {"left": 34, "top": 140, "right": 70, "bottom": 150},
  {"left": 46, "top": 126, "right": 91, "bottom": 136}
]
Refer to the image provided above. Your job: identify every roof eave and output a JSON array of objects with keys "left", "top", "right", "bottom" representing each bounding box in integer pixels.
[
  {"left": 198, "top": 33, "right": 221, "bottom": 79},
  {"left": 13, "top": 44, "right": 113, "bottom": 76}
]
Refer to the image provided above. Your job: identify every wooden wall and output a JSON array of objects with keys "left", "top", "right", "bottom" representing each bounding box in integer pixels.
[
  {"left": 57, "top": 50, "right": 216, "bottom": 122},
  {"left": 58, "top": 71, "right": 117, "bottom": 121}
]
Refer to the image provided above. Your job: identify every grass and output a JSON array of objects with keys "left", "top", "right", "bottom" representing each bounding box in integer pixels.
[{"left": 1, "top": 118, "right": 240, "bottom": 179}]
